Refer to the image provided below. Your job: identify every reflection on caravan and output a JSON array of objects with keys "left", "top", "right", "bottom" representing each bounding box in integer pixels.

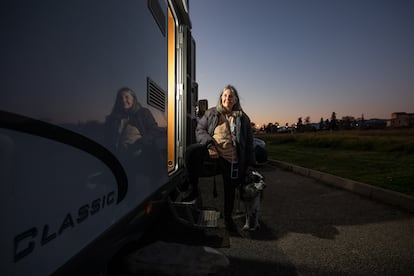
[{"left": 0, "top": 1, "right": 210, "bottom": 275}]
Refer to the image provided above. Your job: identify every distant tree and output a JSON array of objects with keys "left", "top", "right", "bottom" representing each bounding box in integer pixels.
[
  {"left": 296, "top": 117, "right": 303, "bottom": 132},
  {"left": 340, "top": 116, "right": 354, "bottom": 129},
  {"left": 319, "top": 117, "right": 324, "bottom": 130},
  {"left": 265, "top": 122, "right": 277, "bottom": 133},
  {"left": 305, "top": 116, "right": 311, "bottom": 125},
  {"left": 360, "top": 113, "right": 365, "bottom": 128},
  {"left": 329, "top": 112, "right": 338, "bottom": 130},
  {"left": 297, "top": 117, "right": 303, "bottom": 127},
  {"left": 251, "top": 122, "right": 257, "bottom": 133}
]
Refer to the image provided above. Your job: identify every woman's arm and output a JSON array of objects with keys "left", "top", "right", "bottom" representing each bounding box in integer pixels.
[{"left": 195, "top": 109, "right": 214, "bottom": 146}]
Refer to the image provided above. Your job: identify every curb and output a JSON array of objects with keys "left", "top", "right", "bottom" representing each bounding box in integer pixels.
[{"left": 267, "top": 159, "right": 414, "bottom": 213}]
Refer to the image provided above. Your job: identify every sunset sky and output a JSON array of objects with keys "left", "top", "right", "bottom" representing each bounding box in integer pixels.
[{"left": 190, "top": 0, "right": 414, "bottom": 127}]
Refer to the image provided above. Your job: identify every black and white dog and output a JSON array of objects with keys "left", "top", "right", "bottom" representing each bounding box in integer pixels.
[{"left": 240, "top": 170, "right": 265, "bottom": 231}]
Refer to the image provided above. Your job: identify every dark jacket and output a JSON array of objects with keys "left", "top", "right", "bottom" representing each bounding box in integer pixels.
[
  {"left": 195, "top": 107, "right": 255, "bottom": 182},
  {"left": 105, "top": 107, "right": 159, "bottom": 154}
]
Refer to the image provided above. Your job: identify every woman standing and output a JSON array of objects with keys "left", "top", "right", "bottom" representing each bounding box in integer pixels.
[{"left": 193, "top": 84, "right": 255, "bottom": 231}]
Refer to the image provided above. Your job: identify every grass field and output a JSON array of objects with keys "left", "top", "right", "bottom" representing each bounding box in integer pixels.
[{"left": 256, "top": 129, "right": 414, "bottom": 196}]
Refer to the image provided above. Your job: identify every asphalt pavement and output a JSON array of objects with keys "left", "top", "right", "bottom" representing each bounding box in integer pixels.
[
  {"left": 120, "top": 162, "right": 414, "bottom": 275},
  {"left": 198, "top": 162, "right": 414, "bottom": 275}
]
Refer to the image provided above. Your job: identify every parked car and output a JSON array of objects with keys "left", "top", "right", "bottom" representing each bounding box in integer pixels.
[{"left": 253, "top": 138, "right": 268, "bottom": 164}]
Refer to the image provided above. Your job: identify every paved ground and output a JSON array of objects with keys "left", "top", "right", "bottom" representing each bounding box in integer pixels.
[
  {"left": 198, "top": 163, "right": 414, "bottom": 275},
  {"left": 119, "top": 163, "right": 414, "bottom": 275}
]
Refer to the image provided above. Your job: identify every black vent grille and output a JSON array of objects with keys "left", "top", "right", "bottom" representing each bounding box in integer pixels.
[{"left": 147, "top": 78, "right": 166, "bottom": 112}]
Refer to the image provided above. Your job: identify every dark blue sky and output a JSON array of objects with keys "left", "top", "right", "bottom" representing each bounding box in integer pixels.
[{"left": 190, "top": 0, "right": 414, "bottom": 126}]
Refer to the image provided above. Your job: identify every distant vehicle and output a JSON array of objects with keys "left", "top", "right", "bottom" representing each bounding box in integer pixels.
[
  {"left": 277, "top": 126, "right": 295, "bottom": 133},
  {"left": 253, "top": 138, "right": 268, "bottom": 164}
]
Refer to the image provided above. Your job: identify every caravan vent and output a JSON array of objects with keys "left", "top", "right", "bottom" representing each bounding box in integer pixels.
[{"left": 147, "top": 78, "right": 166, "bottom": 112}]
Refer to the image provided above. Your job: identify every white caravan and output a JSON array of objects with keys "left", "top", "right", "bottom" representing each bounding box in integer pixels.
[{"left": 0, "top": 1, "right": 210, "bottom": 274}]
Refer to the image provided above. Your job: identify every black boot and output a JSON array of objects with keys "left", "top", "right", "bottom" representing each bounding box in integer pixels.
[
  {"left": 180, "top": 176, "right": 199, "bottom": 201},
  {"left": 224, "top": 215, "right": 237, "bottom": 233}
]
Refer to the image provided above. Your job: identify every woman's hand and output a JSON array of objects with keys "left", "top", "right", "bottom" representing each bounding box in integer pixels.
[{"left": 208, "top": 145, "right": 219, "bottom": 159}]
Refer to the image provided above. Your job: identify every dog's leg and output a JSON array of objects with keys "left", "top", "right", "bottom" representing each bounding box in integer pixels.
[
  {"left": 248, "top": 194, "right": 260, "bottom": 231},
  {"left": 253, "top": 194, "right": 261, "bottom": 230},
  {"left": 242, "top": 201, "right": 250, "bottom": 230}
]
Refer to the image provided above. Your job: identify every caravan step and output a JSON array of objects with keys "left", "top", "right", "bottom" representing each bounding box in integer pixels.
[
  {"left": 197, "top": 210, "right": 220, "bottom": 228},
  {"left": 168, "top": 197, "right": 220, "bottom": 229}
]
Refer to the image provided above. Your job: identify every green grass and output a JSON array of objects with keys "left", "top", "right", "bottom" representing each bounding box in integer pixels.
[{"left": 256, "top": 129, "right": 414, "bottom": 196}]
